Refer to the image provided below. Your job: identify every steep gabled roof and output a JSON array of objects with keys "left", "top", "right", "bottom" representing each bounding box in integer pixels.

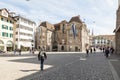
[
  {"left": 69, "top": 15, "right": 82, "bottom": 23},
  {"left": 40, "top": 21, "right": 54, "bottom": 30},
  {"left": 54, "top": 23, "right": 60, "bottom": 27},
  {"left": 40, "top": 21, "right": 47, "bottom": 27},
  {"left": 0, "top": 8, "right": 9, "bottom": 13}
]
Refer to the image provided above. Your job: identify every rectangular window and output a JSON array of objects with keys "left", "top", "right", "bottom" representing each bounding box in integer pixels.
[
  {"left": 7, "top": 20, "right": 9, "bottom": 22},
  {"left": 16, "top": 32, "right": 18, "bottom": 34},
  {"left": 2, "top": 32, "right": 4, "bottom": 37},
  {"left": 10, "top": 20, "right": 12, "bottom": 23},
  {"left": 1, "top": 18, "right": 4, "bottom": 21},
  {"left": 10, "top": 33, "right": 13, "bottom": 38},
  {"left": 9, "top": 27, "right": 13, "bottom": 30},
  {"left": 7, "top": 33, "right": 8, "bottom": 37},
  {"left": 2, "top": 25, "right": 9, "bottom": 30},
  {"left": 2, "top": 32, "right": 8, "bottom": 37},
  {"left": 2, "top": 25, "right": 4, "bottom": 29},
  {"left": 16, "top": 38, "right": 18, "bottom": 41},
  {"left": 6, "top": 26, "right": 8, "bottom": 30}
]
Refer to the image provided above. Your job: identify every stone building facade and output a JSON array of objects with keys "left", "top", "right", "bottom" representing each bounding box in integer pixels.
[
  {"left": 53, "top": 16, "right": 90, "bottom": 52},
  {"left": 37, "top": 16, "right": 90, "bottom": 52},
  {"left": 53, "top": 16, "right": 89, "bottom": 51},
  {"left": 36, "top": 21, "right": 54, "bottom": 51},
  {"left": 115, "top": 0, "right": 120, "bottom": 54}
]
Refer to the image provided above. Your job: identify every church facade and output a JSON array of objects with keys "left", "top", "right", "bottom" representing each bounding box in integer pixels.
[{"left": 37, "top": 16, "right": 90, "bottom": 52}]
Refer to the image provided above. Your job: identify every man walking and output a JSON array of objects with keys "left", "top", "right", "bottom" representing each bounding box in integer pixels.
[
  {"left": 86, "top": 48, "right": 89, "bottom": 57},
  {"left": 38, "top": 49, "right": 47, "bottom": 71},
  {"left": 105, "top": 47, "right": 110, "bottom": 58}
]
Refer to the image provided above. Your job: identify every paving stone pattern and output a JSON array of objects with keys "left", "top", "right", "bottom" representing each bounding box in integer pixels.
[{"left": 19, "top": 53, "right": 114, "bottom": 80}]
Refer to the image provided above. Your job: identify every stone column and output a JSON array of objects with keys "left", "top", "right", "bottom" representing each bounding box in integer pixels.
[{"left": 4, "top": 44, "right": 7, "bottom": 52}]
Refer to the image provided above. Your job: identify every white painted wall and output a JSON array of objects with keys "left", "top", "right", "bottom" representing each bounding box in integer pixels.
[{"left": 15, "top": 16, "right": 36, "bottom": 49}]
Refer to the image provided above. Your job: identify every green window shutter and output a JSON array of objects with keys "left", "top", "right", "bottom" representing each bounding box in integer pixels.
[
  {"left": 2, "top": 25, "right": 4, "bottom": 29},
  {"left": 7, "top": 33, "right": 8, "bottom": 37},
  {"left": 2, "top": 32, "right": 4, "bottom": 37},
  {"left": 10, "top": 34, "right": 11, "bottom": 37},
  {"left": 7, "top": 26, "right": 8, "bottom": 30},
  {"left": 10, "top": 27, "right": 11, "bottom": 30},
  {"left": 10, "top": 34, "right": 13, "bottom": 38}
]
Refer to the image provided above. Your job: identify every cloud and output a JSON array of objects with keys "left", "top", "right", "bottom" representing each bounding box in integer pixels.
[
  {"left": 106, "top": 0, "right": 116, "bottom": 6},
  {"left": 0, "top": 0, "right": 118, "bottom": 35}
]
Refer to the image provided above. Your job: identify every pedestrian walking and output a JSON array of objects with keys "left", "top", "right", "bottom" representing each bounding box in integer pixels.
[
  {"left": 30, "top": 49, "right": 32, "bottom": 54},
  {"left": 90, "top": 48, "right": 92, "bottom": 53},
  {"left": 93, "top": 47, "right": 96, "bottom": 54},
  {"left": 103, "top": 47, "right": 105, "bottom": 53},
  {"left": 110, "top": 47, "right": 114, "bottom": 54},
  {"left": 14, "top": 49, "right": 16, "bottom": 55},
  {"left": 38, "top": 49, "right": 47, "bottom": 71},
  {"left": 105, "top": 47, "right": 110, "bottom": 58},
  {"left": 19, "top": 49, "right": 21, "bottom": 55},
  {"left": 86, "top": 48, "right": 89, "bottom": 57}
]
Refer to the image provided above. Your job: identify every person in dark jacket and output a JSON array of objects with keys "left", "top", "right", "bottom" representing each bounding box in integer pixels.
[
  {"left": 90, "top": 48, "right": 92, "bottom": 53},
  {"left": 86, "top": 48, "right": 89, "bottom": 57},
  {"left": 19, "top": 49, "right": 21, "bottom": 55},
  {"left": 105, "top": 47, "right": 110, "bottom": 58},
  {"left": 110, "top": 47, "right": 114, "bottom": 54},
  {"left": 93, "top": 48, "right": 96, "bottom": 54},
  {"left": 38, "top": 50, "right": 47, "bottom": 71}
]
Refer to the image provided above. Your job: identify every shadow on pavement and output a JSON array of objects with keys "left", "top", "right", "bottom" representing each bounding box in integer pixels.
[
  {"left": 20, "top": 69, "right": 39, "bottom": 72},
  {"left": 8, "top": 53, "right": 85, "bottom": 80}
]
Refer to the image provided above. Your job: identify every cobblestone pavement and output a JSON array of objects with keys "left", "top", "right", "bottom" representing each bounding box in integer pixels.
[{"left": 18, "top": 52, "right": 115, "bottom": 80}]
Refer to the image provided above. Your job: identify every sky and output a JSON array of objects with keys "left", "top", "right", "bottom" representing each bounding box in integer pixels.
[{"left": 0, "top": 0, "right": 118, "bottom": 35}]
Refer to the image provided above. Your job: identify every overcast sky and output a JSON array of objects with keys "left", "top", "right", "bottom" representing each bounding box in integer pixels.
[{"left": 0, "top": 0, "right": 118, "bottom": 35}]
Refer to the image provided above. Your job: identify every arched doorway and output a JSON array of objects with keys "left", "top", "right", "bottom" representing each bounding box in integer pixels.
[
  {"left": 61, "top": 46, "right": 64, "bottom": 51},
  {"left": 6, "top": 41, "right": 13, "bottom": 51},
  {"left": 0, "top": 40, "right": 4, "bottom": 50},
  {"left": 52, "top": 41, "right": 58, "bottom": 51},
  {"left": 75, "top": 46, "right": 78, "bottom": 51}
]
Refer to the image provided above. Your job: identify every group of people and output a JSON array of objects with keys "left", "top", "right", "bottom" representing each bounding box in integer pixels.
[
  {"left": 103, "top": 47, "right": 114, "bottom": 58},
  {"left": 86, "top": 47, "right": 96, "bottom": 56},
  {"left": 14, "top": 49, "right": 21, "bottom": 55}
]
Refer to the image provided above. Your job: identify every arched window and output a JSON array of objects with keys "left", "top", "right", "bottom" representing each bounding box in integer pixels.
[{"left": 6, "top": 41, "right": 13, "bottom": 47}]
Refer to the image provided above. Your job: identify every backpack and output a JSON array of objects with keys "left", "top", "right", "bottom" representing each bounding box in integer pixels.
[
  {"left": 38, "top": 51, "right": 43, "bottom": 60},
  {"left": 38, "top": 52, "right": 41, "bottom": 61},
  {"left": 38, "top": 51, "right": 47, "bottom": 60}
]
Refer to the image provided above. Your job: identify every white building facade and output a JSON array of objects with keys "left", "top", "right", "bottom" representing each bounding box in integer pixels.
[{"left": 14, "top": 16, "right": 36, "bottom": 50}]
